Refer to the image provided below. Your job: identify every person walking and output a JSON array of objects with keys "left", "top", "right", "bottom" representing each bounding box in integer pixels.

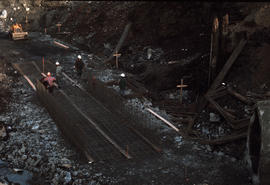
[
  {"left": 74, "top": 55, "right": 85, "bottom": 77},
  {"left": 55, "top": 61, "right": 62, "bottom": 88},
  {"left": 119, "top": 73, "right": 126, "bottom": 96},
  {"left": 44, "top": 72, "right": 56, "bottom": 93}
]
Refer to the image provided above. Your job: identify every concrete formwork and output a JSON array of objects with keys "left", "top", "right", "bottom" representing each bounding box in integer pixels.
[
  {"left": 247, "top": 100, "right": 270, "bottom": 185},
  {"left": 13, "top": 62, "right": 160, "bottom": 161},
  {"left": 36, "top": 80, "right": 123, "bottom": 161}
]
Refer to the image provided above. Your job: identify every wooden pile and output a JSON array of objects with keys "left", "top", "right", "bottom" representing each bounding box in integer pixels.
[{"left": 153, "top": 39, "right": 255, "bottom": 145}]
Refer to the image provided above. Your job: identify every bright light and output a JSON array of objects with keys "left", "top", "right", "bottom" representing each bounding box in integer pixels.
[
  {"left": 13, "top": 7, "right": 17, "bottom": 11},
  {"left": 26, "top": 8, "right": 30, "bottom": 12}
]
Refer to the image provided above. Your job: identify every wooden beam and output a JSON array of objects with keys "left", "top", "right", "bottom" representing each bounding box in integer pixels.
[
  {"left": 227, "top": 87, "right": 253, "bottom": 105},
  {"left": 231, "top": 117, "right": 250, "bottom": 130},
  {"left": 104, "top": 22, "right": 132, "bottom": 65},
  {"left": 196, "top": 39, "right": 247, "bottom": 114},
  {"left": 205, "top": 95, "right": 236, "bottom": 122},
  {"left": 54, "top": 40, "right": 69, "bottom": 49},
  {"left": 146, "top": 108, "right": 186, "bottom": 137},
  {"left": 192, "top": 132, "right": 247, "bottom": 145},
  {"left": 208, "top": 39, "right": 247, "bottom": 93},
  {"left": 12, "top": 63, "right": 36, "bottom": 91}
]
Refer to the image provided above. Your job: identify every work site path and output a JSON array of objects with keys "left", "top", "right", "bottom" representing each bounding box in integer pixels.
[{"left": 12, "top": 61, "right": 158, "bottom": 161}]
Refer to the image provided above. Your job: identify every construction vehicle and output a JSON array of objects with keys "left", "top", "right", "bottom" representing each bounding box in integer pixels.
[{"left": 8, "top": 23, "right": 28, "bottom": 40}]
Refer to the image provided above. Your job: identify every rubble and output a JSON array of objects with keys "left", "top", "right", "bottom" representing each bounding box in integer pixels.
[{"left": 209, "top": 112, "right": 221, "bottom": 122}]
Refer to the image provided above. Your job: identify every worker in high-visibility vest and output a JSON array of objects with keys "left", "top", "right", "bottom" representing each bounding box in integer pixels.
[{"left": 44, "top": 72, "right": 56, "bottom": 93}]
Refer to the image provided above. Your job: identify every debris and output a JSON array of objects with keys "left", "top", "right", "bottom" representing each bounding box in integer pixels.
[
  {"left": 31, "top": 124, "right": 39, "bottom": 130},
  {"left": 61, "top": 164, "right": 72, "bottom": 169},
  {"left": 147, "top": 48, "right": 152, "bottom": 59},
  {"left": 208, "top": 39, "right": 247, "bottom": 92},
  {"left": 13, "top": 168, "right": 24, "bottom": 173},
  {"left": 227, "top": 87, "right": 253, "bottom": 105},
  {"left": 206, "top": 95, "right": 235, "bottom": 122},
  {"left": 64, "top": 172, "right": 72, "bottom": 183},
  {"left": 209, "top": 112, "right": 221, "bottom": 122},
  {"left": 197, "top": 39, "right": 248, "bottom": 112},
  {"left": 192, "top": 132, "right": 247, "bottom": 145}
]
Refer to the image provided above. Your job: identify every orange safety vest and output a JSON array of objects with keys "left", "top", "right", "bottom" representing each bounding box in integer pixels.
[{"left": 44, "top": 76, "right": 56, "bottom": 86}]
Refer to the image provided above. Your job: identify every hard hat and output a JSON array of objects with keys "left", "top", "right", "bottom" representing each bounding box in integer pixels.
[
  {"left": 47, "top": 72, "right": 51, "bottom": 76},
  {"left": 77, "top": 55, "right": 82, "bottom": 59},
  {"left": 55, "top": 61, "right": 60, "bottom": 65},
  {"left": 120, "top": 73, "right": 125, "bottom": 77}
]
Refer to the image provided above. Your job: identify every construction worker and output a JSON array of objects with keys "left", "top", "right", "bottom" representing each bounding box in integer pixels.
[
  {"left": 44, "top": 72, "right": 56, "bottom": 93},
  {"left": 55, "top": 61, "right": 62, "bottom": 88},
  {"left": 74, "top": 55, "right": 85, "bottom": 77},
  {"left": 119, "top": 73, "right": 126, "bottom": 96}
]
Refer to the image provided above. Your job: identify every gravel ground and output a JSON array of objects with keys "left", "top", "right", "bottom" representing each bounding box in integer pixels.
[{"left": 0, "top": 31, "right": 253, "bottom": 184}]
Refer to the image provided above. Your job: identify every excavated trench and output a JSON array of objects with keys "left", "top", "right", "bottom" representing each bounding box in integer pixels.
[
  {"left": 0, "top": 32, "right": 252, "bottom": 185},
  {"left": 2, "top": 1, "right": 270, "bottom": 184}
]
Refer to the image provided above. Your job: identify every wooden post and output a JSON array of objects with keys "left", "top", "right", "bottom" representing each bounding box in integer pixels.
[
  {"left": 208, "top": 17, "right": 220, "bottom": 86},
  {"left": 222, "top": 14, "right": 229, "bottom": 44},
  {"left": 219, "top": 13, "right": 229, "bottom": 72},
  {"left": 42, "top": 56, "right": 44, "bottom": 73},
  {"left": 56, "top": 23, "right": 62, "bottom": 33},
  {"left": 113, "top": 52, "right": 121, "bottom": 69},
  {"left": 176, "top": 79, "right": 188, "bottom": 104}
]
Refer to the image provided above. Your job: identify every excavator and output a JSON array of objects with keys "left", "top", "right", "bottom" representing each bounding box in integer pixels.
[{"left": 8, "top": 23, "right": 28, "bottom": 40}]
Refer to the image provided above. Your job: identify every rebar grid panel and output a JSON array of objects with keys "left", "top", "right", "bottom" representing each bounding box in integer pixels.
[
  {"left": 63, "top": 84, "right": 158, "bottom": 158},
  {"left": 36, "top": 81, "right": 124, "bottom": 161},
  {"left": 86, "top": 72, "right": 163, "bottom": 143}
]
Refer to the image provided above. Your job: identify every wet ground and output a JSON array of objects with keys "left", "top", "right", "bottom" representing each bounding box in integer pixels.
[{"left": 0, "top": 31, "right": 253, "bottom": 185}]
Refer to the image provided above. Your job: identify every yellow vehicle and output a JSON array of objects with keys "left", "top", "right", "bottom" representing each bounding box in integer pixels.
[{"left": 9, "top": 23, "right": 28, "bottom": 40}]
